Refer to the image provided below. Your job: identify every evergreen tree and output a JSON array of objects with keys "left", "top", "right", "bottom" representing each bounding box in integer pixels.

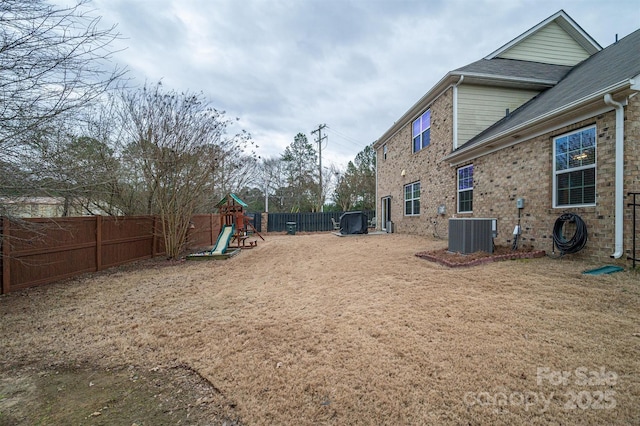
[{"left": 281, "top": 133, "right": 318, "bottom": 212}]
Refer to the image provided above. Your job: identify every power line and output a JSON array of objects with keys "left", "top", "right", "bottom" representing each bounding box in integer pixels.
[
  {"left": 325, "top": 126, "right": 368, "bottom": 149},
  {"left": 311, "top": 123, "right": 327, "bottom": 212}
]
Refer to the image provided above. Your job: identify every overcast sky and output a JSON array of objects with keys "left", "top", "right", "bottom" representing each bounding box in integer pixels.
[{"left": 85, "top": 0, "right": 639, "bottom": 169}]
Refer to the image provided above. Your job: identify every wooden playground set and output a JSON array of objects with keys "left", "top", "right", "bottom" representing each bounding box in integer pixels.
[{"left": 187, "top": 193, "right": 264, "bottom": 260}]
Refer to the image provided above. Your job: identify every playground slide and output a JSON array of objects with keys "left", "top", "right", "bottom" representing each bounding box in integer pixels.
[{"left": 210, "top": 225, "right": 235, "bottom": 255}]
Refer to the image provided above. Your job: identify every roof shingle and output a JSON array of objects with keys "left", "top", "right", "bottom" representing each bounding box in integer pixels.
[
  {"left": 454, "top": 58, "right": 572, "bottom": 83},
  {"left": 457, "top": 29, "right": 640, "bottom": 151}
]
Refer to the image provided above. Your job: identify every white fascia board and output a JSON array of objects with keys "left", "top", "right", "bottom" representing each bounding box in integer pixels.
[
  {"left": 374, "top": 73, "right": 459, "bottom": 148},
  {"left": 630, "top": 73, "right": 640, "bottom": 91},
  {"left": 461, "top": 72, "right": 559, "bottom": 87},
  {"left": 374, "top": 70, "right": 555, "bottom": 149},
  {"left": 485, "top": 10, "right": 601, "bottom": 60},
  {"left": 443, "top": 104, "right": 613, "bottom": 165},
  {"left": 485, "top": 11, "right": 566, "bottom": 59},
  {"left": 555, "top": 13, "right": 602, "bottom": 53},
  {"left": 444, "top": 79, "right": 633, "bottom": 165}
]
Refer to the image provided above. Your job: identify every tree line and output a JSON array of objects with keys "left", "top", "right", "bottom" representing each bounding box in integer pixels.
[
  {"left": 0, "top": 0, "right": 375, "bottom": 257},
  {"left": 249, "top": 133, "right": 375, "bottom": 214}
]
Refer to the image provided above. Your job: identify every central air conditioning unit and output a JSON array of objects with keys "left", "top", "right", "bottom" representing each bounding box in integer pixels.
[{"left": 448, "top": 218, "right": 497, "bottom": 254}]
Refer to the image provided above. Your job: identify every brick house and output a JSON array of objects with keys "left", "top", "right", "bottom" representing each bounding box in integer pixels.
[{"left": 374, "top": 10, "right": 640, "bottom": 262}]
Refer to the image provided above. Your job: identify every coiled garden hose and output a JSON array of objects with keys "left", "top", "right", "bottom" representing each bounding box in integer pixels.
[{"left": 552, "top": 213, "right": 588, "bottom": 255}]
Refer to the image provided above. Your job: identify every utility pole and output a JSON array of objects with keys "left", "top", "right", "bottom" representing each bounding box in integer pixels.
[{"left": 312, "top": 123, "right": 327, "bottom": 212}]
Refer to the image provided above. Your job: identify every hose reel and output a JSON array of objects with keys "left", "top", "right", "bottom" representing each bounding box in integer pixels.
[{"left": 552, "top": 213, "right": 588, "bottom": 255}]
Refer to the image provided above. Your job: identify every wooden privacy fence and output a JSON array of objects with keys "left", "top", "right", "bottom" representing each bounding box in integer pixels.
[{"left": 1, "top": 214, "right": 220, "bottom": 294}]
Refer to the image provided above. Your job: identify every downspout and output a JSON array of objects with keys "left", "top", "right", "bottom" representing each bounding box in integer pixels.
[
  {"left": 452, "top": 75, "right": 464, "bottom": 149},
  {"left": 375, "top": 145, "right": 379, "bottom": 229},
  {"left": 603, "top": 94, "right": 624, "bottom": 258}
]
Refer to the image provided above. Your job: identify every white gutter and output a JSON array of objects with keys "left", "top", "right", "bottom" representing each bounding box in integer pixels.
[
  {"left": 452, "top": 75, "right": 464, "bottom": 149},
  {"left": 603, "top": 94, "right": 625, "bottom": 259},
  {"left": 375, "top": 147, "right": 378, "bottom": 229},
  {"left": 375, "top": 73, "right": 460, "bottom": 148},
  {"left": 445, "top": 78, "right": 633, "bottom": 163},
  {"left": 459, "top": 72, "right": 559, "bottom": 87}
]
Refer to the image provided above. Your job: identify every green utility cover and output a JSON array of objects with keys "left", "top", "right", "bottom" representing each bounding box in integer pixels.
[{"left": 582, "top": 265, "right": 624, "bottom": 275}]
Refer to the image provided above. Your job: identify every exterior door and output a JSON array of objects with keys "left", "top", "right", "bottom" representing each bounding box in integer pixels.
[{"left": 381, "top": 197, "right": 391, "bottom": 231}]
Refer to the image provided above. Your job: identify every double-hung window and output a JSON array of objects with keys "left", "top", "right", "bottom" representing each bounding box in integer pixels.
[
  {"left": 457, "top": 165, "right": 473, "bottom": 213},
  {"left": 412, "top": 110, "right": 431, "bottom": 153},
  {"left": 553, "top": 126, "right": 596, "bottom": 207},
  {"left": 404, "top": 182, "right": 420, "bottom": 216}
]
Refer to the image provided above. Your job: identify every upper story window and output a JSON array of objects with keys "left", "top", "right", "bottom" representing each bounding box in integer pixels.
[
  {"left": 383, "top": 144, "right": 387, "bottom": 160},
  {"left": 553, "top": 126, "right": 596, "bottom": 207},
  {"left": 404, "top": 181, "right": 420, "bottom": 216},
  {"left": 412, "top": 109, "right": 431, "bottom": 153},
  {"left": 457, "top": 164, "right": 473, "bottom": 213}
]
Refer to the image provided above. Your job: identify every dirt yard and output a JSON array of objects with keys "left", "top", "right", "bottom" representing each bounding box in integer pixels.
[{"left": 1, "top": 233, "right": 639, "bottom": 425}]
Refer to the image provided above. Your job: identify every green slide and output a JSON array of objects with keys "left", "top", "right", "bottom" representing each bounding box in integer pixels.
[{"left": 210, "top": 224, "right": 235, "bottom": 255}]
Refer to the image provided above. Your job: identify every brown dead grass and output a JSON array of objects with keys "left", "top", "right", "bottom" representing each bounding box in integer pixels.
[{"left": 1, "top": 232, "right": 639, "bottom": 425}]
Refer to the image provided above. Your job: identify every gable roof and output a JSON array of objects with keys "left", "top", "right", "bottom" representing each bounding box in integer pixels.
[
  {"left": 485, "top": 10, "right": 601, "bottom": 61},
  {"left": 216, "top": 193, "right": 248, "bottom": 208},
  {"left": 445, "top": 29, "right": 640, "bottom": 164},
  {"left": 374, "top": 10, "right": 598, "bottom": 149}
]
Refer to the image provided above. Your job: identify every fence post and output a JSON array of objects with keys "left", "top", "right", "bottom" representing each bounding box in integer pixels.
[
  {"left": 152, "top": 216, "right": 158, "bottom": 257},
  {"left": 210, "top": 214, "right": 214, "bottom": 245},
  {"left": 2, "top": 217, "right": 10, "bottom": 294},
  {"left": 96, "top": 215, "right": 102, "bottom": 271}
]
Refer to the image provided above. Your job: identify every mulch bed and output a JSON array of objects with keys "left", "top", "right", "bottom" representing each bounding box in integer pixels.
[{"left": 415, "top": 245, "right": 546, "bottom": 267}]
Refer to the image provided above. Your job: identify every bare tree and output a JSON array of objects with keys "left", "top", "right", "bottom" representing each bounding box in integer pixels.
[
  {"left": 118, "top": 82, "right": 251, "bottom": 258},
  {"left": 320, "top": 164, "right": 338, "bottom": 211},
  {"left": 257, "top": 157, "right": 286, "bottom": 212},
  {"left": 212, "top": 152, "right": 259, "bottom": 200},
  {"left": 0, "top": 0, "right": 125, "bottom": 215},
  {"left": 333, "top": 162, "right": 357, "bottom": 211},
  {"left": 25, "top": 123, "right": 121, "bottom": 215}
]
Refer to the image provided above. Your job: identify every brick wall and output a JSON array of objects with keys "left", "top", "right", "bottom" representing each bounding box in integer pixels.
[
  {"left": 377, "top": 92, "right": 640, "bottom": 264},
  {"left": 377, "top": 88, "right": 455, "bottom": 237}
]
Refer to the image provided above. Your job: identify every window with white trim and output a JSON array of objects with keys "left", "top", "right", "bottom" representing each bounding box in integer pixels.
[
  {"left": 383, "top": 144, "right": 387, "bottom": 160},
  {"left": 404, "top": 182, "right": 420, "bottom": 216},
  {"left": 457, "top": 164, "right": 473, "bottom": 213},
  {"left": 553, "top": 126, "right": 596, "bottom": 207},
  {"left": 412, "top": 110, "right": 431, "bottom": 153}
]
